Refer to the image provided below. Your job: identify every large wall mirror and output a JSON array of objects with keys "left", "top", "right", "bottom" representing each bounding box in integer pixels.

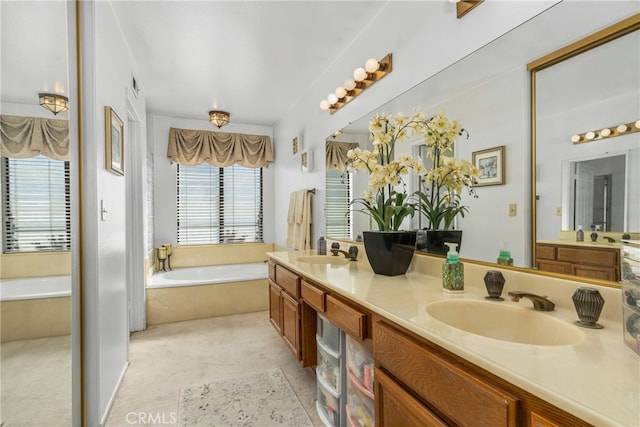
[
  {"left": 530, "top": 15, "right": 640, "bottom": 276},
  {"left": 324, "top": 3, "right": 638, "bottom": 289},
  {"left": 1, "top": 2, "right": 77, "bottom": 424}
]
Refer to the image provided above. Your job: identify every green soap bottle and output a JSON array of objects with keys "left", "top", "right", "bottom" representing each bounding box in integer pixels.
[
  {"left": 497, "top": 249, "right": 513, "bottom": 266},
  {"left": 442, "top": 242, "right": 464, "bottom": 293}
]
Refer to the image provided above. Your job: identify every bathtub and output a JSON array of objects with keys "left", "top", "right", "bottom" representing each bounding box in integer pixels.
[
  {"left": 0, "top": 275, "right": 71, "bottom": 302},
  {"left": 1, "top": 275, "right": 71, "bottom": 341},
  {"left": 148, "top": 263, "right": 268, "bottom": 289},
  {"left": 146, "top": 263, "right": 269, "bottom": 325}
]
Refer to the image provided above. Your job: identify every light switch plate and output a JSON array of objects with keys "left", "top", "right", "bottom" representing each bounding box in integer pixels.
[{"left": 509, "top": 203, "right": 517, "bottom": 217}]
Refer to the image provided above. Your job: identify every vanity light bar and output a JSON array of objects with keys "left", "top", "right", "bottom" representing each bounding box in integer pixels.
[
  {"left": 319, "top": 53, "right": 393, "bottom": 115},
  {"left": 571, "top": 119, "right": 640, "bottom": 144}
]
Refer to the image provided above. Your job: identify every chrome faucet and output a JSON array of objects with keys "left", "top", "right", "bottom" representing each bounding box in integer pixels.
[
  {"left": 507, "top": 291, "right": 555, "bottom": 311},
  {"left": 330, "top": 243, "right": 358, "bottom": 261}
]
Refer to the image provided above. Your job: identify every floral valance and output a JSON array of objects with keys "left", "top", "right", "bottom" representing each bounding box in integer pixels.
[
  {"left": 326, "top": 140, "right": 359, "bottom": 172},
  {"left": 167, "top": 127, "right": 273, "bottom": 168},
  {"left": 0, "top": 115, "right": 69, "bottom": 161}
]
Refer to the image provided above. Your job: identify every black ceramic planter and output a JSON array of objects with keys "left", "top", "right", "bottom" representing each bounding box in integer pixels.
[
  {"left": 362, "top": 231, "right": 417, "bottom": 276},
  {"left": 419, "top": 230, "right": 462, "bottom": 255}
]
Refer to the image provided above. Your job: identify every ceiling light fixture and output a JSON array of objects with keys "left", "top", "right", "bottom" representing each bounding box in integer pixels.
[
  {"left": 448, "top": 0, "right": 484, "bottom": 19},
  {"left": 38, "top": 93, "right": 69, "bottom": 115},
  {"left": 209, "top": 110, "right": 230, "bottom": 128},
  {"left": 319, "top": 53, "right": 392, "bottom": 115}
]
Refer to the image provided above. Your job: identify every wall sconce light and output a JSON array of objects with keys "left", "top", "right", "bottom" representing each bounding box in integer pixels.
[
  {"left": 571, "top": 119, "right": 640, "bottom": 144},
  {"left": 38, "top": 93, "right": 69, "bottom": 115},
  {"left": 448, "top": 0, "right": 484, "bottom": 19},
  {"left": 332, "top": 129, "right": 343, "bottom": 138},
  {"left": 209, "top": 110, "right": 230, "bottom": 128},
  {"left": 320, "top": 53, "right": 393, "bottom": 115}
]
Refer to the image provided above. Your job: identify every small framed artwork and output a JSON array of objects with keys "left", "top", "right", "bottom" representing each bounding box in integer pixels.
[
  {"left": 301, "top": 150, "right": 313, "bottom": 173},
  {"left": 472, "top": 145, "right": 505, "bottom": 186},
  {"left": 292, "top": 136, "right": 299, "bottom": 155},
  {"left": 105, "top": 106, "right": 124, "bottom": 175}
]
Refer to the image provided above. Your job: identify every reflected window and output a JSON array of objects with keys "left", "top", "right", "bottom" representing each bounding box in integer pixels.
[
  {"left": 2, "top": 155, "right": 71, "bottom": 253},
  {"left": 326, "top": 169, "right": 351, "bottom": 239},
  {"left": 176, "top": 164, "right": 263, "bottom": 245}
]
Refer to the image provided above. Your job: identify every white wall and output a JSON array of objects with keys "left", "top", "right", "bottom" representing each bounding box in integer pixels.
[
  {"left": 149, "top": 114, "right": 275, "bottom": 247},
  {"left": 81, "top": 2, "right": 147, "bottom": 424}
]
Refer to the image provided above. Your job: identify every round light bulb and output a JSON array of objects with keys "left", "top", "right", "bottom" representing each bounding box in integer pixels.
[
  {"left": 319, "top": 99, "right": 330, "bottom": 110},
  {"left": 600, "top": 128, "right": 612, "bottom": 137},
  {"left": 343, "top": 79, "right": 356, "bottom": 91},
  {"left": 571, "top": 134, "right": 581, "bottom": 143},
  {"left": 617, "top": 124, "right": 628, "bottom": 133},
  {"left": 327, "top": 93, "right": 338, "bottom": 105},
  {"left": 585, "top": 131, "right": 596, "bottom": 140},
  {"left": 335, "top": 86, "right": 347, "bottom": 99},
  {"left": 353, "top": 67, "right": 367, "bottom": 82},
  {"left": 635, "top": 120, "right": 640, "bottom": 129},
  {"left": 365, "top": 58, "right": 380, "bottom": 73}
]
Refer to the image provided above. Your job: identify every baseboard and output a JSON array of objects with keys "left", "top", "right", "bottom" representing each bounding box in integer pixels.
[{"left": 99, "top": 361, "right": 130, "bottom": 427}]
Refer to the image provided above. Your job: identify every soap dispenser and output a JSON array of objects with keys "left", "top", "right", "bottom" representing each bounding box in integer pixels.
[
  {"left": 576, "top": 225, "right": 584, "bottom": 242},
  {"left": 497, "top": 244, "right": 513, "bottom": 266},
  {"left": 442, "top": 242, "right": 464, "bottom": 293},
  {"left": 317, "top": 235, "right": 327, "bottom": 255}
]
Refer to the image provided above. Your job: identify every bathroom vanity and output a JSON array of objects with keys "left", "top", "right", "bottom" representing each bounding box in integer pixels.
[
  {"left": 536, "top": 241, "right": 621, "bottom": 281},
  {"left": 267, "top": 247, "right": 638, "bottom": 426}
]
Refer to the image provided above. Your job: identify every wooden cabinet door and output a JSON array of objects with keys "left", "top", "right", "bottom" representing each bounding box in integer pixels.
[
  {"left": 536, "top": 259, "right": 572, "bottom": 275},
  {"left": 375, "top": 368, "right": 448, "bottom": 427},
  {"left": 268, "top": 281, "right": 282, "bottom": 334},
  {"left": 281, "top": 291, "right": 300, "bottom": 359},
  {"left": 572, "top": 263, "right": 617, "bottom": 281}
]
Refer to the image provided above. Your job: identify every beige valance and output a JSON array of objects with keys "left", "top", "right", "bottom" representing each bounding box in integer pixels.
[
  {"left": 326, "top": 140, "right": 359, "bottom": 172},
  {"left": 0, "top": 115, "right": 69, "bottom": 161},
  {"left": 167, "top": 127, "right": 273, "bottom": 168}
]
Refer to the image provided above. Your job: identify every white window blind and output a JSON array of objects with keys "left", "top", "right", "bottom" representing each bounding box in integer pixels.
[
  {"left": 177, "top": 164, "right": 263, "bottom": 245},
  {"left": 325, "top": 169, "right": 351, "bottom": 239},
  {"left": 2, "top": 156, "right": 71, "bottom": 253}
]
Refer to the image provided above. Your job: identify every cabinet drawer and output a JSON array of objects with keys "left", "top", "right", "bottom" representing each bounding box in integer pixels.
[
  {"left": 374, "top": 320, "right": 517, "bottom": 426},
  {"left": 326, "top": 295, "right": 366, "bottom": 340},
  {"left": 573, "top": 264, "right": 618, "bottom": 281},
  {"left": 536, "top": 244, "right": 556, "bottom": 260},
  {"left": 275, "top": 264, "right": 300, "bottom": 298},
  {"left": 301, "top": 279, "right": 326, "bottom": 312},
  {"left": 557, "top": 246, "right": 617, "bottom": 266}
]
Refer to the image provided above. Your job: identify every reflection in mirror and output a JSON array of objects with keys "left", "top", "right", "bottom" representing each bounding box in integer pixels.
[
  {"left": 324, "top": 4, "right": 638, "bottom": 288},
  {"left": 0, "top": 1, "right": 72, "bottom": 425},
  {"left": 531, "top": 15, "right": 639, "bottom": 286}
]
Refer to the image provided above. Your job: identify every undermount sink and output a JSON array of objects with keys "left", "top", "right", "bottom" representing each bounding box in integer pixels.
[
  {"left": 425, "top": 300, "right": 584, "bottom": 346},
  {"left": 296, "top": 255, "right": 349, "bottom": 265}
]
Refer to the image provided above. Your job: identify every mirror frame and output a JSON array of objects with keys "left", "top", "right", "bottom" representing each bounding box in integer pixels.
[{"left": 528, "top": 13, "right": 640, "bottom": 288}]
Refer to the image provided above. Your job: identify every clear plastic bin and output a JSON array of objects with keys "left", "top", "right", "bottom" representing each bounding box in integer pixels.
[
  {"left": 317, "top": 337, "right": 341, "bottom": 392},
  {"left": 317, "top": 313, "right": 340, "bottom": 353},
  {"left": 346, "top": 335, "right": 374, "bottom": 394},
  {"left": 317, "top": 371, "right": 340, "bottom": 427}
]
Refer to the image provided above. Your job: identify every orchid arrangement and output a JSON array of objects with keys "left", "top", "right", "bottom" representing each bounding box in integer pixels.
[
  {"left": 346, "top": 111, "right": 427, "bottom": 231},
  {"left": 416, "top": 111, "right": 479, "bottom": 230},
  {"left": 346, "top": 109, "right": 479, "bottom": 232}
]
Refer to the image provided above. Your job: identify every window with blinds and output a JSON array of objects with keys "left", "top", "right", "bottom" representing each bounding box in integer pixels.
[
  {"left": 2, "top": 156, "right": 71, "bottom": 253},
  {"left": 325, "top": 169, "right": 352, "bottom": 239},
  {"left": 177, "top": 163, "right": 263, "bottom": 245}
]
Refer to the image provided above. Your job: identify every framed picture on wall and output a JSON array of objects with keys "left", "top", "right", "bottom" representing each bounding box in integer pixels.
[
  {"left": 301, "top": 150, "right": 313, "bottom": 173},
  {"left": 105, "top": 106, "right": 124, "bottom": 175},
  {"left": 292, "top": 136, "right": 299, "bottom": 155},
  {"left": 472, "top": 145, "right": 504, "bottom": 186}
]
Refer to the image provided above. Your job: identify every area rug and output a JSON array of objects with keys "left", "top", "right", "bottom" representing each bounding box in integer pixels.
[{"left": 178, "top": 368, "right": 313, "bottom": 427}]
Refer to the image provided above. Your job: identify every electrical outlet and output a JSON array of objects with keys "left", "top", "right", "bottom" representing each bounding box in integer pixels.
[
  {"left": 556, "top": 207, "right": 562, "bottom": 216},
  {"left": 509, "top": 203, "right": 517, "bottom": 217}
]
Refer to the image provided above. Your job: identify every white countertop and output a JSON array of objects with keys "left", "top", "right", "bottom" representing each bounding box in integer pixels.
[{"left": 268, "top": 250, "right": 640, "bottom": 427}]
